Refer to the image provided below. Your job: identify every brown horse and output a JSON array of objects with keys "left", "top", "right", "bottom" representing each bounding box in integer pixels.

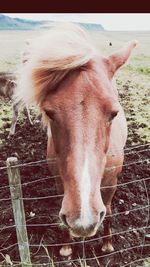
[{"left": 16, "top": 23, "right": 137, "bottom": 258}]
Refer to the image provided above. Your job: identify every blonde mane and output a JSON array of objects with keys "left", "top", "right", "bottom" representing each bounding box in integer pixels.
[{"left": 15, "top": 23, "right": 97, "bottom": 107}]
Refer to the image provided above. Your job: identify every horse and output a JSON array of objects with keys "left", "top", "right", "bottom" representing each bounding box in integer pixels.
[
  {"left": 15, "top": 23, "right": 137, "bottom": 260},
  {"left": 0, "top": 73, "right": 32, "bottom": 138}
]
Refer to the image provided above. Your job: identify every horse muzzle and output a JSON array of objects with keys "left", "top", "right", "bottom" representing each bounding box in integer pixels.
[
  {"left": 60, "top": 209, "right": 106, "bottom": 238},
  {"left": 69, "top": 224, "right": 98, "bottom": 238}
]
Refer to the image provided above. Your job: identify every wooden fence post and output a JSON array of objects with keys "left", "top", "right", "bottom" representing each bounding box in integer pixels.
[{"left": 7, "top": 157, "right": 32, "bottom": 267}]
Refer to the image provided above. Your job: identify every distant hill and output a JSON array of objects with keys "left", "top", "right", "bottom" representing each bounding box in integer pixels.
[
  {"left": 0, "top": 14, "right": 44, "bottom": 30},
  {"left": 0, "top": 14, "right": 104, "bottom": 31},
  {"left": 79, "top": 22, "right": 104, "bottom": 31}
]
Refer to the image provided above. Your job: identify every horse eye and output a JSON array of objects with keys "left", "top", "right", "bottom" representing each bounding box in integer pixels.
[{"left": 45, "top": 110, "right": 55, "bottom": 120}]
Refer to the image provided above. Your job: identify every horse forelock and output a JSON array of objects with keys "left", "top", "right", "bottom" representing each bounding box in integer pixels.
[{"left": 15, "top": 23, "right": 97, "bottom": 114}]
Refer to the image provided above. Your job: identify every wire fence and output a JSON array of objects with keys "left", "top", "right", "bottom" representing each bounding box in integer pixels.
[
  {"left": 0, "top": 142, "right": 150, "bottom": 171},
  {"left": 0, "top": 143, "right": 150, "bottom": 266}
]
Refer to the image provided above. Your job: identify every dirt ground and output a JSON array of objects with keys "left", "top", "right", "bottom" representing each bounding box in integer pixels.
[{"left": 0, "top": 78, "right": 150, "bottom": 267}]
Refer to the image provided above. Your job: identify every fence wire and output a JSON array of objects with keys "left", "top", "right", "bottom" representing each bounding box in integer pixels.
[
  {"left": 140, "top": 177, "right": 150, "bottom": 260},
  {"left": 0, "top": 143, "right": 149, "bottom": 266},
  {"left": 1, "top": 225, "right": 149, "bottom": 249},
  {"left": 5, "top": 255, "right": 150, "bottom": 267},
  {"left": 0, "top": 173, "right": 149, "bottom": 192},
  {"left": 0, "top": 167, "right": 149, "bottom": 202},
  {"left": 0, "top": 143, "right": 149, "bottom": 170},
  {"left": 3, "top": 243, "right": 149, "bottom": 266}
]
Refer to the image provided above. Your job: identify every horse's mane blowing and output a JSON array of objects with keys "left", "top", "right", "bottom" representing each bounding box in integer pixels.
[{"left": 15, "top": 23, "right": 97, "bottom": 107}]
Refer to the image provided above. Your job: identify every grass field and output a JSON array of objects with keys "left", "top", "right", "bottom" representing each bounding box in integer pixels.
[
  {"left": 0, "top": 30, "right": 150, "bottom": 72},
  {"left": 0, "top": 29, "right": 149, "bottom": 143}
]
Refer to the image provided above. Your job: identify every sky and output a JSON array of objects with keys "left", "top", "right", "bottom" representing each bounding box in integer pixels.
[{"left": 3, "top": 13, "right": 150, "bottom": 31}]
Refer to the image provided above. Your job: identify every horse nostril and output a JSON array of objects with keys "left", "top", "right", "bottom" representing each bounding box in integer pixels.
[
  {"left": 100, "top": 211, "right": 105, "bottom": 222},
  {"left": 60, "top": 214, "right": 69, "bottom": 227}
]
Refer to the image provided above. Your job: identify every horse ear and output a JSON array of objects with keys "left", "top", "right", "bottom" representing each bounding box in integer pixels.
[{"left": 106, "top": 40, "right": 138, "bottom": 76}]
